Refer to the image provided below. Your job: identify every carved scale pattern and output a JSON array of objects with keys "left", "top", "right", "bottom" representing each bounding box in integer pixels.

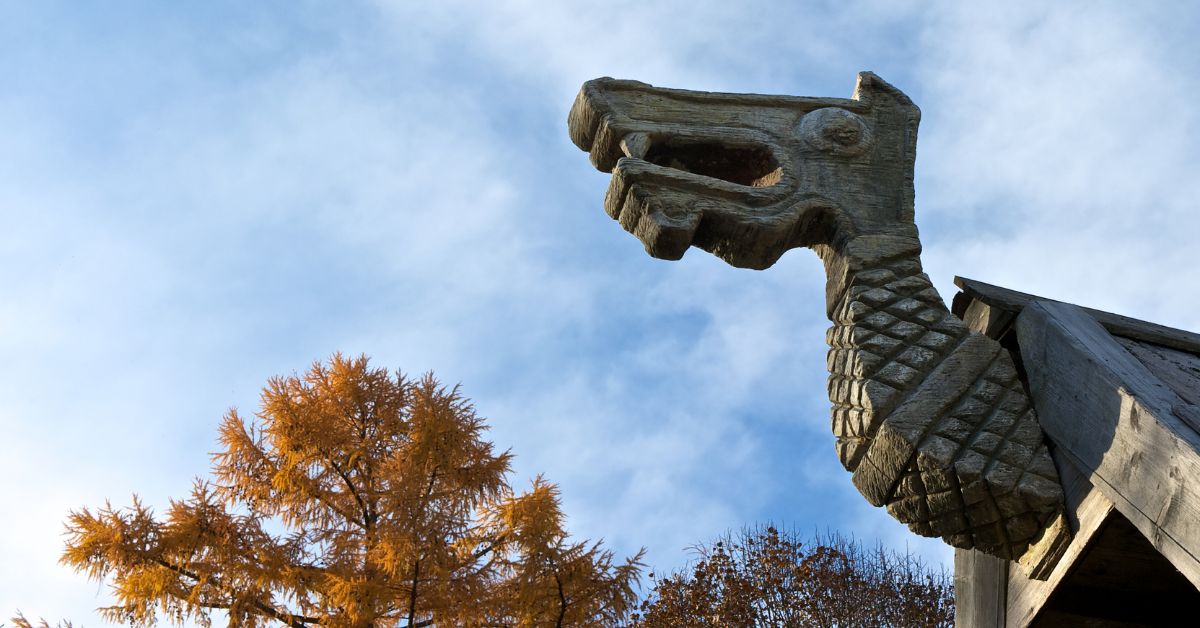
[{"left": 825, "top": 253, "right": 1061, "bottom": 559}]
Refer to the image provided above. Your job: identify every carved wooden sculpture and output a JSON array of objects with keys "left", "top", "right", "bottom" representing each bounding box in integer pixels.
[{"left": 567, "top": 73, "right": 1066, "bottom": 563}]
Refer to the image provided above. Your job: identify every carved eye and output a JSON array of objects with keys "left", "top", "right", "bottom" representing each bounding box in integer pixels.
[{"left": 798, "top": 108, "right": 873, "bottom": 156}]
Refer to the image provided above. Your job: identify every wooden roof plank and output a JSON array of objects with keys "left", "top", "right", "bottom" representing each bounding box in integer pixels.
[
  {"left": 1117, "top": 337, "right": 1200, "bottom": 414},
  {"left": 955, "top": 276, "right": 1200, "bottom": 355},
  {"left": 1005, "top": 451, "right": 1115, "bottom": 627},
  {"left": 1015, "top": 300, "right": 1200, "bottom": 588}
]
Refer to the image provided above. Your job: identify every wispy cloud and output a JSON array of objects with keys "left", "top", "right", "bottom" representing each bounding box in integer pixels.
[
  {"left": 915, "top": 2, "right": 1200, "bottom": 328},
  {"left": 3, "top": 0, "right": 1198, "bottom": 616}
]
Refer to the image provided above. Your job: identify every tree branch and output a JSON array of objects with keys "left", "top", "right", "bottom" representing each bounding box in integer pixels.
[
  {"left": 327, "top": 455, "right": 372, "bottom": 530},
  {"left": 404, "top": 466, "right": 440, "bottom": 628},
  {"left": 278, "top": 464, "right": 366, "bottom": 531},
  {"left": 406, "top": 559, "right": 421, "bottom": 628},
  {"left": 555, "top": 570, "right": 567, "bottom": 628},
  {"left": 150, "top": 558, "right": 319, "bottom": 627},
  {"left": 472, "top": 535, "right": 506, "bottom": 561}
]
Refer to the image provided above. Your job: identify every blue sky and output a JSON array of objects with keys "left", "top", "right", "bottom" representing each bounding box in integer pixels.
[{"left": 5, "top": 0, "right": 1200, "bottom": 619}]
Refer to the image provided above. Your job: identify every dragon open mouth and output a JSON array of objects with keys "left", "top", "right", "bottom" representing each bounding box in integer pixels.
[
  {"left": 640, "top": 139, "right": 782, "bottom": 188},
  {"left": 567, "top": 79, "right": 788, "bottom": 191},
  {"left": 566, "top": 77, "right": 829, "bottom": 268},
  {"left": 615, "top": 130, "right": 782, "bottom": 188}
]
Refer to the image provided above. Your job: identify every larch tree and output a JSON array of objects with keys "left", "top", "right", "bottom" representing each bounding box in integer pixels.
[
  {"left": 9, "top": 613, "right": 75, "bottom": 628},
  {"left": 631, "top": 526, "right": 953, "bottom": 628},
  {"left": 61, "top": 353, "right": 643, "bottom": 627}
]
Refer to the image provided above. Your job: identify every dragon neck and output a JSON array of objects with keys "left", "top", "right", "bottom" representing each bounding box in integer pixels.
[
  {"left": 812, "top": 234, "right": 1062, "bottom": 559},
  {"left": 816, "top": 234, "right": 966, "bottom": 472}
]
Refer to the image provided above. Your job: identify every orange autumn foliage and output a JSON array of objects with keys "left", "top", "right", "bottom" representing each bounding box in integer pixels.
[{"left": 62, "top": 354, "right": 642, "bottom": 627}]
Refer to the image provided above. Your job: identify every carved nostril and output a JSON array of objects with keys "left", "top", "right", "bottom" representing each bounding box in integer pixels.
[{"left": 642, "top": 140, "right": 782, "bottom": 188}]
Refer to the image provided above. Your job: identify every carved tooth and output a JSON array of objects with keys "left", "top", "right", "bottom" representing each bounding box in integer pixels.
[{"left": 620, "top": 132, "right": 651, "bottom": 159}]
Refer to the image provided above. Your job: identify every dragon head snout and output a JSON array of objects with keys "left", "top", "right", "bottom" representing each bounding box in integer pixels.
[{"left": 568, "top": 73, "right": 920, "bottom": 270}]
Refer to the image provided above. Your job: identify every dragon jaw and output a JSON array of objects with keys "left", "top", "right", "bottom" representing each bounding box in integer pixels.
[{"left": 567, "top": 72, "right": 922, "bottom": 270}]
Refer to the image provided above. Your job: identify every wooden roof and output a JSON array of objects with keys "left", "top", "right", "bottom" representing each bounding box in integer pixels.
[
  {"left": 952, "top": 276, "right": 1200, "bottom": 356},
  {"left": 951, "top": 277, "right": 1200, "bottom": 627}
]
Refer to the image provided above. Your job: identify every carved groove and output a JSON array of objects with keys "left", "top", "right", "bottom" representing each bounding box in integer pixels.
[{"left": 828, "top": 253, "right": 1060, "bottom": 558}]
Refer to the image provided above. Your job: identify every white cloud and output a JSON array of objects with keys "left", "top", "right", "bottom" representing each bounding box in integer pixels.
[
  {"left": 4, "top": 0, "right": 1200, "bottom": 618},
  {"left": 915, "top": 2, "right": 1200, "bottom": 328}
]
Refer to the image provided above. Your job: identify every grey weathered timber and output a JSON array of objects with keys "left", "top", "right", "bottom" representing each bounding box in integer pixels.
[
  {"left": 1003, "top": 452, "right": 1115, "bottom": 627},
  {"left": 1015, "top": 300, "right": 1200, "bottom": 588},
  {"left": 954, "top": 288, "right": 1074, "bottom": 579},
  {"left": 1118, "top": 337, "right": 1200, "bottom": 413},
  {"left": 950, "top": 405, "right": 1118, "bottom": 624},
  {"left": 568, "top": 73, "right": 1066, "bottom": 561},
  {"left": 955, "top": 548, "right": 1007, "bottom": 628},
  {"left": 955, "top": 276, "right": 1200, "bottom": 355}
]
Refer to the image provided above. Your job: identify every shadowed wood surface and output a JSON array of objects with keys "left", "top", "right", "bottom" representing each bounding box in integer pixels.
[
  {"left": 1004, "top": 454, "right": 1114, "bottom": 627},
  {"left": 953, "top": 285, "right": 1200, "bottom": 626},
  {"left": 954, "top": 277, "right": 1200, "bottom": 355},
  {"left": 957, "top": 477, "right": 1199, "bottom": 628},
  {"left": 1015, "top": 301, "right": 1200, "bottom": 589},
  {"left": 955, "top": 452, "right": 1117, "bottom": 628},
  {"left": 1029, "top": 512, "right": 1200, "bottom": 627},
  {"left": 1118, "top": 336, "right": 1200, "bottom": 414}
]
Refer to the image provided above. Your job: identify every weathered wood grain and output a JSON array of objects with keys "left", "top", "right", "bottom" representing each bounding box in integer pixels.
[
  {"left": 1015, "top": 300, "right": 1200, "bottom": 588},
  {"left": 958, "top": 294, "right": 1018, "bottom": 342},
  {"left": 1006, "top": 452, "right": 1115, "bottom": 627},
  {"left": 1118, "top": 337, "right": 1200, "bottom": 413},
  {"left": 1026, "top": 511, "right": 1200, "bottom": 626},
  {"left": 955, "top": 547, "right": 1008, "bottom": 628},
  {"left": 957, "top": 295, "right": 1070, "bottom": 578},
  {"left": 956, "top": 277, "right": 1200, "bottom": 355}
]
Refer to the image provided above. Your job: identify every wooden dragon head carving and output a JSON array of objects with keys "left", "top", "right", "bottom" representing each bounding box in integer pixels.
[
  {"left": 568, "top": 73, "right": 1069, "bottom": 573},
  {"left": 568, "top": 72, "right": 918, "bottom": 272}
]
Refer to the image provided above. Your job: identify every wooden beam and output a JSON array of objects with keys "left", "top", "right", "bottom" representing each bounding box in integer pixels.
[
  {"left": 1015, "top": 300, "right": 1200, "bottom": 588},
  {"left": 955, "top": 547, "right": 1007, "bottom": 628},
  {"left": 1117, "top": 336, "right": 1200, "bottom": 414},
  {"left": 955, "top": 276, "right": 1200, "bottom": 355},
  {"left": 957, "top": 293, "right": 1018, "bottom": 342},
  {"left": 955, "top": 294, "right": 1070, "bottom": 580},
  {"left": 1005, "top": 451, "right": 1115, "bottom": 627}
]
